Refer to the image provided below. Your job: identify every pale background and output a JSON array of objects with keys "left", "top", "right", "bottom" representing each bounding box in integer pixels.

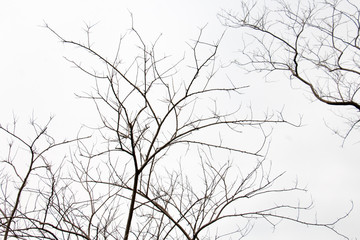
[{"left": 0, "top": 0, "right": 359, "bottom": 239}]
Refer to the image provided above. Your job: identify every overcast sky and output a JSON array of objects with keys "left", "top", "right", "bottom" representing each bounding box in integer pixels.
[{"left": 0, "top": 0, "right": 359, "bottom": 239}]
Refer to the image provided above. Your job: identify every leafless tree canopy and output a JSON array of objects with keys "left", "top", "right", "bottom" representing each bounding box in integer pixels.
[
  {"left": 219, "top": 0, "right": 360, "bottom": 141},
  {"left": 0, "top": 19, "right": 351, "bottom": 239}
]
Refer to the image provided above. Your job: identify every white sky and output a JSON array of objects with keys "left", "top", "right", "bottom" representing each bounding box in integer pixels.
[{"left": 0, "top": 0, "right": 359, "bottom": 239}]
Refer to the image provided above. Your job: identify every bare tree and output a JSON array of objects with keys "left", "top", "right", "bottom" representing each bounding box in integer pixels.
[
  {"left": 219, "top": 0, "right": 360, "bottom": 142},
  {"left": 0, "top": 116, "right": 87, "bottom": 239},
  {"left": 0, "top": 19, "right": 351, "bottom": 239}
]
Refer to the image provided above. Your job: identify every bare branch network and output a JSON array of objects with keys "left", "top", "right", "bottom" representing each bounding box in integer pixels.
[
  {"left": 219, "top": 0, "right": 360, "bottom": 142},
  {"left": 0, "top": 18, "right": 351, "bottom": 239}
]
